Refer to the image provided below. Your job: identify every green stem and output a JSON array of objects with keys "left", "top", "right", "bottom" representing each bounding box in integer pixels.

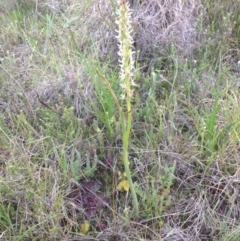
[{"left": 122, "top": 109, "right": 139, "bottom": 215}]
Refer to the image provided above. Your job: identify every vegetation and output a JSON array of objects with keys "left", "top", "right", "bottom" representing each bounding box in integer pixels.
[{"left": 0, "top": 0, "right": 240, "bottom": 240}]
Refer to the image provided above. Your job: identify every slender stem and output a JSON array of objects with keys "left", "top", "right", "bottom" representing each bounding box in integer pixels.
[{"left": 122, "top": 110, "right": 139, "bottom": 214}]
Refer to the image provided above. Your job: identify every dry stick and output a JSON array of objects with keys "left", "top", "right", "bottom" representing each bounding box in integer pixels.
[{"left": 35, "top": 91, "right": 53, "bottom": 110}]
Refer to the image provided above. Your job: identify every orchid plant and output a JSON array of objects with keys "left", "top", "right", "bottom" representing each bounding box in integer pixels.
[
  {"left": 97, "top": 0, "right": 139, "bottom": 215},
  {"left": 115, "top": 0, "right": 139, "bottom": 214}
]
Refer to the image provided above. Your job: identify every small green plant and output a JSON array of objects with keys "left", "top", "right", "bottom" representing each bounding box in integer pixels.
[
  {"left": 200, "top": 102, "right": 220, "bottom": 153},
  {"left": 0, "top": 201, "right": 15, "bottom": 236},
  {"left": 38, "top": 107, "right": 83, "bottom": 145},
  {"left": 135, "top": 161, "right": 176, "bottom": 221},
  {"left": 90, "top": 78, "right": 118, "bottom": 140},
  {"left": 69, "top": 150, "right": 98, "bottom": 180}
]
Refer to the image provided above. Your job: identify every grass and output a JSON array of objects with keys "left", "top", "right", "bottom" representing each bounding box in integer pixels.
[{"left": 0, "top": 0, "right": 240, "bottom": 240}]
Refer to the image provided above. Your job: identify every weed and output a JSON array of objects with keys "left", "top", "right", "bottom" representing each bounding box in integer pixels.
[{"left": 136, "top": 161, "right": 176, "bottom": 221}]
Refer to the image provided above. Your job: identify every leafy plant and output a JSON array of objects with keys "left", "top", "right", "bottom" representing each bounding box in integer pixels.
[
  {"left": 135, "top": 161, "right": 176, "bottom": 219},
  {"left": 199, "top": 102, "right": 220, "bottom": 152},
  {"left": 68, "top": 150, "right": 98, "bottom": 181}
]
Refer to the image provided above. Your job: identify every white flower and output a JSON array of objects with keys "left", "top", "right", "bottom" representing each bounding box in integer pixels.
[{"left": 115, "top": 0, "right": 135, "bottom": 99}]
